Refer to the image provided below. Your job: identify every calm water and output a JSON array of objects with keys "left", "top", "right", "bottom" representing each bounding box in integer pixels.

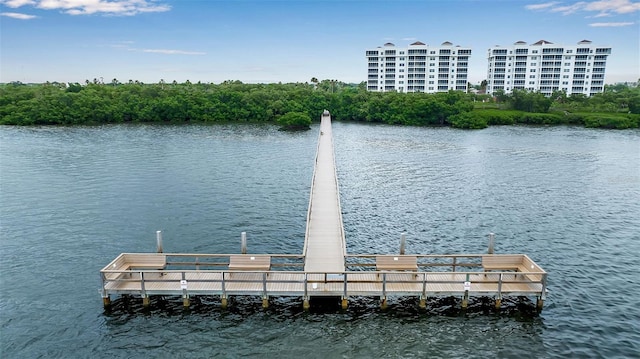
[{"left": 1, "top": 123, "right": 639, "bottom": 358}]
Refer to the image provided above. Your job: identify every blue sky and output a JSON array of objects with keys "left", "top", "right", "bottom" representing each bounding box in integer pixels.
[{"left": 1, "top": 0, "right": 638, "bottom": 85}]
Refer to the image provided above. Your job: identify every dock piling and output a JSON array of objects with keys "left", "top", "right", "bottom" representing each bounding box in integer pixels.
[
  {"left": 496, "top": 273, "right": 503, "bottom": 309},
  {"left": 341, "top": 297, "right": 348, "bottom": 310},
  {"left": 462, "top": 274, "right": 470, "bottom": 309},
  {"left": 400, "top": 233, "right": 406, "bottom": 255},
  {"left": 156, "top": 230, "right": 163, "bottom": 253},
  {"left": 241, "top": 232, "right": 247, "bottom": 254},
  {"left": 488, "top": 233, "right": 495, "bottom": 254}
]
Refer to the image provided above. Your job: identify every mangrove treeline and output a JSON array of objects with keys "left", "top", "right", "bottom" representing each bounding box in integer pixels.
[{"left": 1, "top": 80, "right": 639, "bottom": 129}]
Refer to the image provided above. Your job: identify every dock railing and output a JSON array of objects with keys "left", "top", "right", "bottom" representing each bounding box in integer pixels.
[{"left": 101, "top": 253, "right": 547, "bottom": 307}]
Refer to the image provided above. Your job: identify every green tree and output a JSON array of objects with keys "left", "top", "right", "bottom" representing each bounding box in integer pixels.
[{"left": 277, "top": 111, "right": 312, "bottom": 130}]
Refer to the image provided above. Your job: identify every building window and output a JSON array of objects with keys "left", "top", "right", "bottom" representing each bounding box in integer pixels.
[{"left": 530, "top": 69, "right": 536, "bottom": 72}]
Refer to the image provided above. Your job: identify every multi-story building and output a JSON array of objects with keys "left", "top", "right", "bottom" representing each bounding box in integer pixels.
[
  {"left": 366, "top": 41, "right": 471, "bottom": 93},
  {"left": 486, "top": 40, "right": 612, "bottom": 97}
]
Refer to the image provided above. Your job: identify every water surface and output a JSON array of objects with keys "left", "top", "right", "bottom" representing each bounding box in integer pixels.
[{"left": 1, "top": 123, "right": 638, "bottom": 358}]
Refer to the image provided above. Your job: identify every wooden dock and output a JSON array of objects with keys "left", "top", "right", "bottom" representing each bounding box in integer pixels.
[
  {"left": 303, "top": 111, "right": 345, "bottom": 273},
  {"left": 100, "top": 112, "right": 547, "bottom": 311}
]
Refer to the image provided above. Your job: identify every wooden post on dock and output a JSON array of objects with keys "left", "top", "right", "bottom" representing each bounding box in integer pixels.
[
  {"left": 156, "top": 230, "right": 163, "bottom": 253},
  {"left": 142, "top": 296, "right": 150, "bottom": 308},
  {"left": 102, "top": 296, "right": 111, "bottom": 308},
  {"left": 496, "top": 273, "right": 503, "bottom": 309},
  {"left": 341, "top": 297, "right": 348, "bottom": 310},
  {"left": 400, "top": 233, "right": 406, "bottom": 255},
  {"left": 262, "top": 296, "right": 269, "bottom": 309},
  {"left": 221, "top": 296, "right": 228, "bottom": 309},
  {"left": 241, "top": 232, "right": 247, "bottom": 254}
]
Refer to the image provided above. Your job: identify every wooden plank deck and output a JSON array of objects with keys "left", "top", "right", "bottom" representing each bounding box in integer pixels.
[
  {"left": 303, "top": 112, "right": 345, "bottom": 273},
  {"left": 102, "top": 269, "right": 545, "bottom": 298}
]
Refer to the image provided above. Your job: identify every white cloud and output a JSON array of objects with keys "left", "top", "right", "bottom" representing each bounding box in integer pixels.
[
  {"left": 0, "top": 0, "right": 170, "bottom": 16},
  {"left": 0, "top": 11, "right": 37, "bottom": 19},
  {"left": 526, "top": 0, "right": 640, "bottom": 16},
  {"left": 111, "top": 41, "right": 205, "bottom": 55},
  {"left": 589, "top": 21, "right": 636, "bottom": 26},
  {"left": 1, "top": 0, "right": 36, "bottom": 8},
  {"left": 141, "top": 49, "right": 206, "bottom": 55},
  {"left": 525, "top": 2, "right": 560, "bottom": 10}
]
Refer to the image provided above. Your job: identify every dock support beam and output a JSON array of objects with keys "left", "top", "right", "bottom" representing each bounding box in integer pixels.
[
  {"left": 303, "top": 297, "right": 310, "bottom": 311},
  {"left": 537, "top": 297, "right": 544, "bottom": 311},
  {"left": 183, "top": 296, "right": 190, "bottom": 308},
  {"left": 142, "top": 296, "right": 150, "bottom": 308},
  {"left": 262, "top": 296, "right": 269, "bottom": 309},
  {"left": 495, "top": 298, "right": 502, "bottom": 309},
  {"left": 221, "top": 296, "right": 228, "bottom": 309},
  {"left": 341, "top": 297, "right": 348, "bottom": 310},
  {"left": 102, "top": 296, "right": 111, "bottom": 308}
]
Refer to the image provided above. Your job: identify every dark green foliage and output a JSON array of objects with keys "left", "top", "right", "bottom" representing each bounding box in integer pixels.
[
  {"left": 579, "top": 113, "right": 639, "bottom": 129},
  {"left": 277, "top": 111, "right": 312, "bottom": 130},
  {"left": 1, "top": 81, "right": 638, "bottom": 129},
  {"left": 509, "top": 89, "right": 552, "bottom": 113},
  {"left": 449, "top": 112, "right": 487, "bottom": 129},
  {"left": 0, "top": 82, "right": 475, "bottom": 127}
]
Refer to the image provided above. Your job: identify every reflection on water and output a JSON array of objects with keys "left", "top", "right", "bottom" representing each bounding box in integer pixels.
[{"left": 1, "top": 123, "right": 638, "bottom": 358}]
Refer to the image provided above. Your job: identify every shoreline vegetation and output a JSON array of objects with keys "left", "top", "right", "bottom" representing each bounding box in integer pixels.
[{"left": 1, "top": 79, "right": 638, "bottom": 129}]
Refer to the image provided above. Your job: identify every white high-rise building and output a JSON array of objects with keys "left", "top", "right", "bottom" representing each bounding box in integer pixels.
[
  {"left": 486, "top": 40, "right": 612, "bottom": 97},
  {"left": 366, "top": 41, "right": 471, "bottom": 93}
]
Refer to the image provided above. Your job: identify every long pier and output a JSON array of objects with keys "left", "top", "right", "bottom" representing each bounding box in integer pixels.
[
  {"left": 303, "top": 111, "right": 345, "bottom": 273},
  {"left": 100, "top": 112, "right": 547, "bottom": 311}
]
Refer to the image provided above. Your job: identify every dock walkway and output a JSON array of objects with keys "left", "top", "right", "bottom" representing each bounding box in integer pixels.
[
  {"left": 303, "top": 112, "right": 345, "bottom": 273},
  {"left": 100, "top": 112, "right": 547, "bottom": 311}
]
